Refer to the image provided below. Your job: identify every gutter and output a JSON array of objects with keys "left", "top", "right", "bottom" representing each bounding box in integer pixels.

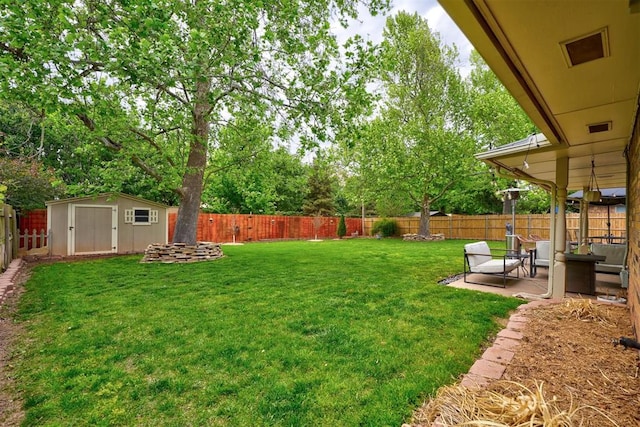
[{"left": 475, "top": 133, "right": 553, "bottom": 160}]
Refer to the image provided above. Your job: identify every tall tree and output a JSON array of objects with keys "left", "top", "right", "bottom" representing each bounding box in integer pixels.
[
  {"left": 433, "top": 50, "right": 540, "bottom": 214},
  {"left": 346, "top": 12, "right": 474, "bottom": 235},
  {"left": 0, "top": 0, "right": 388, "bottom": 244},
  {"left": 466, "top": 51, "right": 537, "bottom": 150},
  {"left": 302, "top": 156, "right": 336, "bottom": 216}
]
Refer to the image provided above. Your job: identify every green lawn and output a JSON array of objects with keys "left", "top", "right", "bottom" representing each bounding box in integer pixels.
[{"left": 12, "top": 239, "right": 522, "bottom": 426}]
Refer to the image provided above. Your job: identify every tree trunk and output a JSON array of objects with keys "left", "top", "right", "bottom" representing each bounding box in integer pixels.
[
  {"left": 418, "top": 195, "right": 431, "bottom": 236},
  {"left": 172, "top": 78, "right": 211, "bottom": 245}
]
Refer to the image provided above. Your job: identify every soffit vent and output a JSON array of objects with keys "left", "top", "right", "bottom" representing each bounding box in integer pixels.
[
  {"left": 561, "top": 28, "right": 610, "bottom": 67},
  {"left": 587, "top": 121, "right": 612, "bottom": 134}
]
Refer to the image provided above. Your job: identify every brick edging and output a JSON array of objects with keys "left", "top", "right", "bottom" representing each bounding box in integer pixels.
[
  {"left": 0, "top": 259, "right": 25, "bottom": 306},
  {"left": 459, "top": 299, "right": 560, "bottom": 388}
]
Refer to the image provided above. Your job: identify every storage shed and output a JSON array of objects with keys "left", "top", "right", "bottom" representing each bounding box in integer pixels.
[{"left": 46, "top": 193, "right": 169, "bottom": 256}]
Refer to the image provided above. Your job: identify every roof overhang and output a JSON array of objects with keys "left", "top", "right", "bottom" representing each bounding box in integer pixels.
[{"left": 440, "top": 0, "right": 640, "bottom": 191}]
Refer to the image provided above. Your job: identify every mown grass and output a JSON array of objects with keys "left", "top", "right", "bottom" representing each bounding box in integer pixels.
[{"left": 13, "top": 239, "right": 522, "bottom": 426}]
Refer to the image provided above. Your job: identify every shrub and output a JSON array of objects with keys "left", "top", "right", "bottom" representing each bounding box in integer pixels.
[
  {"left": 336, "top": 215, "right": 347, "bottom": 238},
  {"left": 371, "top": 218, "right": 398, "bottom": 237}
]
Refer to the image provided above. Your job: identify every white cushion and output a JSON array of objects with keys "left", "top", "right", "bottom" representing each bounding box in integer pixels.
[
  {"left": 534, "top": 259, "right": 549, "bottom": 267},
  {"left": 464, "top": 241, "right": 492, "bottom": 268},
  {"left": 469, "top": 259, "right": 520, "bottom": 274},
  {"left": 535, "top": 241, "right": 550, "bottom": 261}
]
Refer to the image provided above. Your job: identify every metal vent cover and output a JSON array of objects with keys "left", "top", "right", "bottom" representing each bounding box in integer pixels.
[
  {"left": 587, "top": 121, "right": 612, "bottom": 133},
  {"left": 561, "top": 28, "right": 610, "bottom": 67}
]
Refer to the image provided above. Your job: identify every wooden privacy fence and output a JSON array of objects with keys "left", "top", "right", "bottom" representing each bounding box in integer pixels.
[
  {"left": 13, "top": 209, "right": 627, "bottom": 251},
  {"left": 0, "top": 204, "right": 18, "bottom": 271},
  {"left": 168, "top": 213, "right": 364, "bottom": 243},
  {"left": 14, "top": 208, "right": 49, "bottom": 253},
  {"left": 18, "top": 209, "right": 47, "bottom": 235},
  {"left": 364, "top": 213, "right": 626, "bottom": 241}
]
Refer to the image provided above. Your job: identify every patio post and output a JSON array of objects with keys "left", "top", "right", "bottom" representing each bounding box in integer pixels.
[
  {"left": 578, "top": 185, "right": 590, "bottom": 254},
  {"left": 551, "top": 157, "right": 568, "bottom": 299}
]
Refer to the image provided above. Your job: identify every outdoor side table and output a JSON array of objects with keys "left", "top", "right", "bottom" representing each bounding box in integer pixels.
[{"left": 565, "top": 253, "right": 606, "bottom": 295}]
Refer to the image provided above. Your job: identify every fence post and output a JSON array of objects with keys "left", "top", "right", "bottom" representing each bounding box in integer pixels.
[
  {"left": 0, "top": 205, "right": 5, "bottom": 270},
  {"left": 3, "top": 204, "right": 13, "bottom": 268},
  {"left": 40, "top": 228, "right": 46, "bottom": 249},
  {"left": 485, "top": 215, "right": 488, "bottom": 240}
]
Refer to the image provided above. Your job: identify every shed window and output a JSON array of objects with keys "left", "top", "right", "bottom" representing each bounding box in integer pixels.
[{"left": 124, "top": 208, "right": 159, "bottom": 225}]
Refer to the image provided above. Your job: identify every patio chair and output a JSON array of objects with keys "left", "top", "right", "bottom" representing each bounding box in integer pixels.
[
  {"left": 516, "top": 234, "right": 536, "bottom": 251},
  {"left": 567, "top": 229, "right": 578, "bottom": 252},
  {"left": 530, "top": 240, "right": 550, "bottom": 278},
  {"left": 463, "top": 241, "right": 521, "bottom": 288}
]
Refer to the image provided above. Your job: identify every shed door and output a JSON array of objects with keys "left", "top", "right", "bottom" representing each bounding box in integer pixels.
[{"left": 69, "top": 205, "right": 117, "bottom": 255}]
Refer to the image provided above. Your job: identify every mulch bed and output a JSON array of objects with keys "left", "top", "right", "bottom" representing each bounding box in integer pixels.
[{"left": 411, "top": 300, "right": 640, "bottom": 426}]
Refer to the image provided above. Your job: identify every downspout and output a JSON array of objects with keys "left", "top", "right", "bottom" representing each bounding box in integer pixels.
[
  {"left": 492, "top": 165, "right": 557, "bottom": 299},
  {"left": 620, "top": 144, "right": 631, "bottom": 287}
]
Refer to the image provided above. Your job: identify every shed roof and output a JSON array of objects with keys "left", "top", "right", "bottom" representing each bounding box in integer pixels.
[{"left": 46, "top": 192, "right": 169, "bottom": 209}]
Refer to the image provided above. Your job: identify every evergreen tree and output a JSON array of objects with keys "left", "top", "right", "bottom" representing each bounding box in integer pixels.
[
  {"left": 303, "top": 159, "right": 336, "bottom": 216},
  {"left": 337, "top": 215, "right": 347, "bottom": 238}
]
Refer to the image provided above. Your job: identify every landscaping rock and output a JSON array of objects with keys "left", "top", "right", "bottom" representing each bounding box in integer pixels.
[
  {"left": 141, "top": 242, "right": 224, "bottom": 263},
  {"left": 402, "top": 233, "right": 445, "bottom": 241}
]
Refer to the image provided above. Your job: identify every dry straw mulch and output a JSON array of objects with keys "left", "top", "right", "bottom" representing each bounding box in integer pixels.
[{"left": 411, "top": 299, "right": 640, "bottom": 427}]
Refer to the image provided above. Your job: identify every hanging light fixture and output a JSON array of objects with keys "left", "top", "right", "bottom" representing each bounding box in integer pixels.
[{"left": 584, "top": 158, "right": 602, "bottom": 202}]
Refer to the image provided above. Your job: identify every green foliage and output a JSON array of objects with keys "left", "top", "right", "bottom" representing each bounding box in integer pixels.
[
  {"left": 371, "top": 218, "right": 398, "bottom": 237},
  {"left": 303, "top": 156, "right": 336, "bottom": 216},
  {"left": 13, "top": 240, "right": 522, "bottom": 425},
  {"left": 341, "top": 12, "right": 476, "bottom": 233},
  {"left": 336, "top": 214, "right": 347, "bottom": 237},
  {"left": 466, "top": 51, "right": 538, "bottom": 150},
  {"left": 434, "top": 167, "right": 505, "bottom": 214},
  {"left": 0, "top": 157, "right": 65, "bottom": 211},
  {"left": 374, "top": 192, "right": 415, "bottom": 217},
  {"left": 0, "top": 0, "right": 390, "bottom": 244},
  {"left": 0, "top": 100, "right": 180, "bottom": 205},
  {"left": 516, "top": 187, "right": 552, "bottom": 214},
  {"left": 203, "top": 143, "right": 308, "bottom": 215}
]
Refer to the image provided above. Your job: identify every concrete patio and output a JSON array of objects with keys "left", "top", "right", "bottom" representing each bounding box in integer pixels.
[{"left": 447, "top": 266, "right": 625, "bottom": 301}]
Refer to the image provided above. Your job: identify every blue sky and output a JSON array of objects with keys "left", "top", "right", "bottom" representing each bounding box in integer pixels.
[{"left": 333, "top": 0, "right": 474, "bottom": 77}]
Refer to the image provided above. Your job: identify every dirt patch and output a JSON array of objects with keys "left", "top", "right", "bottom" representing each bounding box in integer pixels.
[
  {"left": 500, "top": 302, "right": 639, "bottom": 426},
  {"left": 0, "top": 268, "right": 28, "bottom": 427},
  {"left": 411, "top": 300, "right": 640, "bottom": 426}
]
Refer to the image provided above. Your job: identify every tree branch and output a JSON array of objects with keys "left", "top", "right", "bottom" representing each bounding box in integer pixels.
[
  {"left": 75, "top": 113, "right": 122, "bottom": 150},
  {"left": 0, "top": 42, "right": 28, "bottom": 61},
  {"left": 130, "top": 154, "right": 164, "bottom": 182},
  {"left": 156, "top": 82, "right": 189, "bottom": 106},
  {"left": 129, "top": 127, "right": 176, "bottom": 167},
  {"left": 75, "top": 113, "right": 173, "bottom": 188},
  {"left": 205, "top": 85, "right": 237, "bottom": 117}
]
